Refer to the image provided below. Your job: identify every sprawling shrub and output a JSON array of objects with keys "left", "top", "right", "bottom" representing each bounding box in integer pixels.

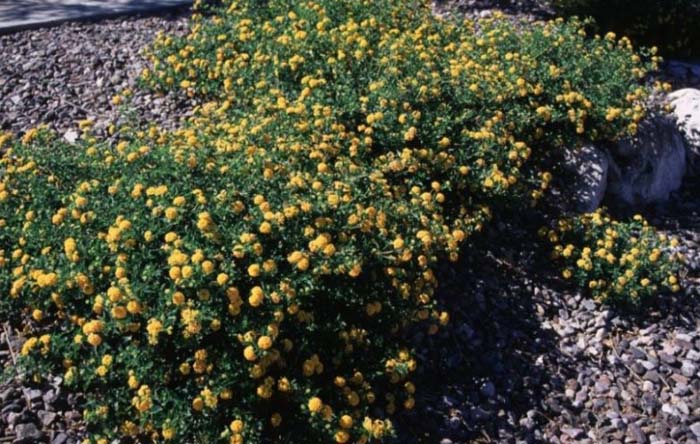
[
  {"left": 552, "top": 0, "right": 700, "bottom": 58},
  {"left": 0, "top": 1, "right": 661, "bottom": 443},
  {"left": 544, "top": 210, "right": 683, "bottom": 305}
]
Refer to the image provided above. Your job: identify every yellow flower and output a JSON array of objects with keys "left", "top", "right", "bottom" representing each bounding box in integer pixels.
[
  {"left": 404, "top": 126, "right": 417, "bottom": 141},
  {"left": 64, "top": 237, "right": 77, "bottom": 255},
  {"left": 216, "top": 273, "right": 229, "bottom": 286},
  {"left": 202, "top": 260, "right": 215, "bottom": 274},
  {"left": 87, "top": 333, "right": 102, "bottom": 347},
  {"left": 257, "top": 335, "right": 272, "bottom": 350},
  {"left": 308, "top": 397, "right": 323, "bottom": 413},
  {"left": 248, "top": 286, "right": 264, "bottom": 307},
  {"left": 259, "top": 221, "right": 272, "bottom": 234},
  {"left": 162, "top": 428, "right": 175, "bottom": 440},
  {"left": 297, "top": 257, "right": 310, "bottom": 271},
  {"left": 126, "top": 300, "right": 142, "bottom": 314},
  {"left": 172, "top": 291, "right": 186, "bottom": 305},
  {"left": 339, "top": 415, "right": 353, "bottom": 429},
  {"left": 536, "top": 106, "right": 552, "bottom": 121},
  {"left": 248, "top": 263, "right": 261, "bottom": 277},
  {"left": 243, "top": 345, "right": 257, "bottom": 361},
  {"left": 230, "top": 420, "right": 244, "bottom": 433},
  {"left": 164, "top": 207, "right": 178, "bottom": 220},
  {"left": 331, "top": 429, "right": 349, "bottom": 444},
  {"left": 107, "top": 286, "right": 122, "bottom": 302},
  {"left": 147, "top": 318, "right": 164, "bottom": 345}
]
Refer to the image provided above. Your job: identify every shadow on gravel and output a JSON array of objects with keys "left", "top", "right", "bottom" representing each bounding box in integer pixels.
[
  {"left": 396, "top": 212, "right": 580, "bottom": 444},
  {"left": 398, "top": 174, "right": 700, "bottom": 443}
]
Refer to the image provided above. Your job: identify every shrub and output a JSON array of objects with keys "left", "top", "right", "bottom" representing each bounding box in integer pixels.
[
  {"left": 544, "top": 210, "right": 683, "bottom": 305},
  {"left": 552, "top": 0, "right": 700, "bottom": 58},
  {"left": 0, "top": 0, "right": 659, "bottom": 443}
]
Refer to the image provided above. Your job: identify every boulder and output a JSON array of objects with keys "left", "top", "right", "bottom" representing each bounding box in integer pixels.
[
  {"left": 669, "top": 88, "right": 700, "bottom": 175},
  {"left": 13, "top": 423, "right": 43, "bottom": 444},
  {"left": 606, "top": 114, "right": 687, "bottom": 208},
  {"left": 562, "top": 144, "right": 609, "bottom": 213}
]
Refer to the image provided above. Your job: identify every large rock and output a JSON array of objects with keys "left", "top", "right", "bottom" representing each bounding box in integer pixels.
[
  {"left": 13, "top": 423, "right": 43, "bottom": 444},
  {"left": 562, "top": 144, "right": 609, "bottom": 213},
  {"left": 669, "top": 88, "right": 700, "bottom": 175},
  {"left": 606, "top": 114, "right": 687, "bottom": 207}
]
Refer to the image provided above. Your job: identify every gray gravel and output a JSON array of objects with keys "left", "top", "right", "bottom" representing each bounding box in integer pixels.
[
  {"left": 1, "top": 328, "right": 84, "bottom": 444},
  {"left": 0, "top": 10, "right": 192, "bottom": 138},
  {"left": 402, "top": 208, "right": 700, "bottom": 444},
  {"left": 1, "top": 5, "right": 700, "bottom": 444}
]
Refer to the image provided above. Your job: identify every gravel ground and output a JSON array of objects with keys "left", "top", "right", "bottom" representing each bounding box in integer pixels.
[
  {"left": 402, "top": 203, "right": 700, "bottom": 444},
  {"left": 0, "top": 9, "right": 192, "bottom": 138},
  {"left": 1, "top": 4, "right": 700, "bottom": 444}
]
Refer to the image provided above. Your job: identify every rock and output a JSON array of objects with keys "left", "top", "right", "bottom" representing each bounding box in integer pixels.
[
  {"left": 658, "top": 352, "right": 676, "bottom": 365},
  {"left": 1, "top": 402, "right": 22, "bottom": 414},
  {"left": 669, "top": 88, "right": 700, "bottom": 174},
  {"left": 661, "top": 403, "right": 676, "bottom": 416},
  {"left": 0, "top": 388, "right": 17, "bottom": 402},
  {"left": 52, "top": 433, "right": 68, "bottom": 444},
  {"left": 562, "top": 144, "right": 609, "bottom": 212},
  {"left": 13, "top": 423, "right": 43, "bottom": 444},
  {"left": 670, "top": 425, "right": 685, "bottom": 439},
  {"left": 22, "top": 389, "right": 42, "bottom": 402},
  {"left": 480, "top": 380, "right": 496, "bottom": 399},
  {"left": 644, "top": 370, "right": 661, "bottom": 383},
  {"left": 681, "top": 360, "right": 697, "bottom": 377},
  {"left": 6, "top": 411, "right": 22, "bottom": 426},
  {"left": 607, "top": 113, "right": 687, "bottom": 207},
  {"left": 37, "top": 410, "right": 57, "bottom": 427},
  {"left": 691, "top": 422, "right": 700, "bottom": 437},
  {"left": 562, "top": 427, "right": 585, "bottom": 439},
  {"left": 42, "top": 389, "right": 57, "bottom": 406},
  {"left": 595, "top": 375, "right": 611, "bottom": 394},
  {"left": 582, "top": 299, "right": 596, "bottom": 312},
  {"left": 63, "top": 129, "right": 78, "bottom": 143},
  {"left": 629, "top": 422, "right": 648, "bottom": 444}
]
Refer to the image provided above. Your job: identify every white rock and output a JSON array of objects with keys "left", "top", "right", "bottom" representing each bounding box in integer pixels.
[
  {"left": 562, "top": 144, "right": 609, "bottom": 212},
  {"left": 607, "top": 114, "right": 687, "bottom": 207},
  {"left": 63, "top": 129, "right": 78, "bottom": 143},
  {"left": 669, "top": 88, "right": 700, "bottom": 175}
]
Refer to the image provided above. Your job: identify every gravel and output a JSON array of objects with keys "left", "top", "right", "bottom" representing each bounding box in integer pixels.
[
  {"left": 1, "top": 329, "right": 84, "bottom": 444},
  {"left": 1, "top": 4, "right": 700, "bottom": 444},
  {"left": 0, "top": 9, "right": 192, "bottom": 138},
  {"left": 400, "top": 203, "right": 700, "bottom": 444}
]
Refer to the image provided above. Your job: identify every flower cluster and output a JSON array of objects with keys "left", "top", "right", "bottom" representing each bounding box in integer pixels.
[
  {"left": 0, "top": 0, "right": 660, "bottom": 443},
  {"left": 544, "top": 210, "right": 684, "bottom": 305}
]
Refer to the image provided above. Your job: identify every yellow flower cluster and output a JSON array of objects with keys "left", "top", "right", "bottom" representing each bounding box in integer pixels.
[
  {"left": 0, "top": 0, "right": 659, "bottom": 443},
  {"left": 545, "top": 210, "right": 684, "bottom": 304}
]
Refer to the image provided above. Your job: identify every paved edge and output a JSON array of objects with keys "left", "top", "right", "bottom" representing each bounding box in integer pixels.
[{"left": 0, "top": 1, "right": 192, "bottom": 35}]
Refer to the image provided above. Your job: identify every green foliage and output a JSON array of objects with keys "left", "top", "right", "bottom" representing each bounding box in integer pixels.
[
  {"left": 0, "top": 0, "right": 664, "bottom": 443},
  {"left": 544, "top": 210, "right": 684, "bottom": 305},
  {"left": 552, "top": 0, "right": 700, "bottom": 58}
]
